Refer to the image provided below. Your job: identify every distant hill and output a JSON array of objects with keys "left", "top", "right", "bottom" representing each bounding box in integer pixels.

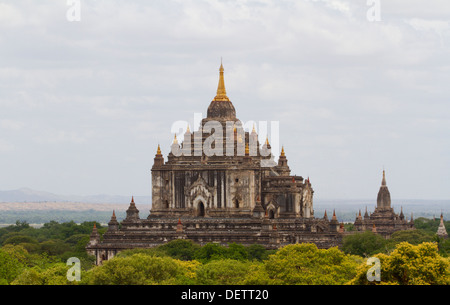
[
  {"left": 0, "top": 188, "right": 448, "bottom": 223},
  {"left": 0, "top": 187, "right": 151, "bottom": 205}
]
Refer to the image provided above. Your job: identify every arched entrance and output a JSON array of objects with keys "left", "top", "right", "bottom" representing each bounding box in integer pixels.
[
  {"left": 268, "top": 209, "right": 275, "bottom": 219},
  {"left": 197, "top": 201, "right": 205, "bottom": 217}
]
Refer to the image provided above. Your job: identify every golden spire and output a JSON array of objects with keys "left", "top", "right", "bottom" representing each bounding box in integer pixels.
[
  {"left": 213, "top": 60, "right": 230, "bottom": 102},
  {"left": 156, "top": 144, "right": 162, "bottom": 155},
  {"left": 186, "top": 124, "right": 190, "bottom": 134},
  {"left": 173, "top": 134, "right": 178, "bottom": 144},
  {"left": 280, "top": 146, "right": 285, "bottom": 157},
  {"left": 252, "top": 123, "right": 256, "bottom": 134},
  {"left": 265, "top": 136, "right": 269, "bottom": 146}
]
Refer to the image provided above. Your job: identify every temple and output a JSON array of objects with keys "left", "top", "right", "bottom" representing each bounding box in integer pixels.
[
  {"left": 353, "top": 170, "right": 415, "bottom": 238},
  {"left": 436, "top": 213, "right": 448, "bottom": 239},
  {"left": 86, "top": 63, "right": 344, "bottom": 265}
]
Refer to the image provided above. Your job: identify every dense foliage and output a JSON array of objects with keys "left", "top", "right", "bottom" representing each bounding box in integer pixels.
[{"left": 0, "top": 219, "right": 449, "bottom": 285}]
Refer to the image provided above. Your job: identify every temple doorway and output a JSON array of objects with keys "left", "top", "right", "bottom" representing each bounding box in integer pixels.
[{"left": 197, "top": 201, "right": 205, "bottom": 217}]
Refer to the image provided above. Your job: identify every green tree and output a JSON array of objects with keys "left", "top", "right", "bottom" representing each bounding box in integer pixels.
[
  {"left": 10, "top": 268, "right": 42, "bottom": 285},
  {"left": 83, "top": 254, "right": 197, "bottom": 285},
  {"left": 350, "top": 242, "right": 450, "bottom": 285},
  {"left": 117, "top": 247, "right": 166, "bottom": 258},
  {"left": 11, "top": 263, "right": 80, "bottom": 285},
  {"left": 414, "top": 217, "right": 448, "bottom": 234},
  {"left": 247, "top": 243, "right": 360, "bottom": 285},
  {"left": 194, "top": 243, "right": 228, "bottom": 263},
  {"left": 3, "top": 235, "right": 39, "bottom": 246},
  {"left": 157, "top": 239, "right": 201, "bottom": 261},
  {"left": 342, "top": 231, "right": 387, "bottom": 256},
  {"left": 0, "top": 247, "right": 25, "bottom": 284},
  {"left": 39, "top": 239, "right": 71, "bottom": 256},
  {"left": 196, "top": 259, "right": 254, "bottom": 285},
  {"left": 0, "top": 244, "right": 30, "bottom": 264},
  {"left": 386, "top": 230, "right": 434, "bottom": 248},
  {"left": 226, "top": 243, "right": 248, "bottom": 261},
  {"left": 246, "top": 244, "right": 270, "bottom": 261}
]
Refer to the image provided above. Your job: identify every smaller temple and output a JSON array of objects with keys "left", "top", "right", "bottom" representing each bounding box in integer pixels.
[
  {"left": 353, "top": 170, "right": 415, "bottom": 238},
  {"left": 436, "top": 213, "right": 448, "bottom": 239}
]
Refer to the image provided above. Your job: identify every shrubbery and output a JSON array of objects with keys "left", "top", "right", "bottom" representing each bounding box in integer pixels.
[{"left": 0, "top": 220, "right": 449, "bottom": 285}]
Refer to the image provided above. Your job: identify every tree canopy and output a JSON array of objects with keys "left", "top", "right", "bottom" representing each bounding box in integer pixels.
[{"left": 1, "top": 219, "right": 449, "bottom": 285}]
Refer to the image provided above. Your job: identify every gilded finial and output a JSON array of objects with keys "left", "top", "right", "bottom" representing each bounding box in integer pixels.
[
  {"left": 156, "top": 144, "right": 162, "bottom": 155},
  {"left": 280, "top": 146, "right": 285, "bottom": 157},
  {"left": 252, "top": 123, "right": 256, "bottom": 134},
  {"left": 173, "top": 134, "right": 178, "bottom": 144},
  {"left": 265, "top": 136, "right": 269, "bottom": 146},
  {"left": 186, "top": 124, "right": 190, "bottom": 134},
  {"left": 213, "top": 60, "right": 230, "bottom": 102}
]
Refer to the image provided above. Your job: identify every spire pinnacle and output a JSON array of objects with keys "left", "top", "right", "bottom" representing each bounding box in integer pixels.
[
  {"left": 382, "top": 169, "right": 386, "bottom": 186},
  {"left": 213, "top": 60, "right": 230, "bottom": 102},
  {"left": 173, "top": 134, "right": 178, "bottom": 144},
  {"left": 280, "top": 146, "right": 285, "bottom": 157},
  {"left": 156, "top": 144, "right": 162, "bottom": 156}
]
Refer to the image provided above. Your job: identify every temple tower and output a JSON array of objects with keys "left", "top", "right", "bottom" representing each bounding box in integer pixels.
[
  {"left": 437, "top": 213, "right": 448, "bottom": 239},
  {"left": 376, "top": 170, "right": 391, "bottom": 211}
]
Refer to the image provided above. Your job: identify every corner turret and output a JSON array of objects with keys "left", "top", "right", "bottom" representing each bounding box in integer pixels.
[{"left": 124, "top": 196, "right": 140, "bottom": 222}]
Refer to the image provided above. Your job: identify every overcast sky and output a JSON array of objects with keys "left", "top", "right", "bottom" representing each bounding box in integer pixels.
[{"left": 0, "top": 0, "right": 449, "bottom": 201}]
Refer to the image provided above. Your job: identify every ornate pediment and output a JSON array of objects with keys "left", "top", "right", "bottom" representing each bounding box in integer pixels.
[{"left": 186, "top": 175, "right": 215, "bottom": 202}]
